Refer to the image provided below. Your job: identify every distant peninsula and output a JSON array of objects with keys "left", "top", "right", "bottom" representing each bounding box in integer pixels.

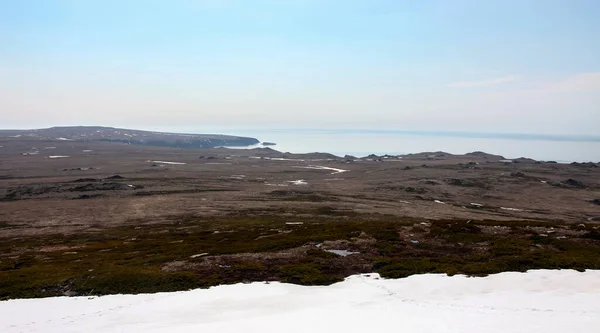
[{"left": 0, "top": 126, "right": 259, "bottom": 149}]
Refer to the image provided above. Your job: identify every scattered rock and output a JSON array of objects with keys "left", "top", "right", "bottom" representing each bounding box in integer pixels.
[
  {"left": 71, "top": 182, "right": 131, "bottom": 192},
  {"left": 74, "top": 194, "right": 108, "bottom": 200},
  {"left": 72, "top": 178, "right": 100, "bottom": 183},
  {"left": 563, "top": 179, "right": 587, "bottom": 189},
  {"left": 405, "top": 187, "right": 427, "bottom": 194},
  {"left": 445, "top": 178, "right": 490, "bottom": 189},
  {"left": 571, "top": 162, "right": 598, "bottom": 168}
]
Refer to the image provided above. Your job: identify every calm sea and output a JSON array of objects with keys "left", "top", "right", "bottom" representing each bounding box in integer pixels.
[{"left": 194, "top": 129, "right": 600, "bottom": 163}]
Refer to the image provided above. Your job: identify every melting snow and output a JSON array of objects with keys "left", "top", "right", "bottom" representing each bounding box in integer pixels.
[
  {"left": 325, "top": 249, "right": 360, "bottom": 256},
  {"left": 501, "top": 207, "right": 524, "bottom": 212},
  {"left": 1, "top": 270, "right": 598, "bottom": 333},
  {"left": 295, "top": 165, "right": 348, "bottom": 174},
  {"left": 150, "top": 161, "right": 186, "bottom": 165},
  {"left": 267, "top": 157, "right": 305, "bottom": 161},
  {"left": 287, "top": 180, "right": 308, "bottom": 185},
  {"left": 48, "top": 156, "right": 70, "bottom": 159}
]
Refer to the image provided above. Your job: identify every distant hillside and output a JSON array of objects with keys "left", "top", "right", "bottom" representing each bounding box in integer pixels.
[{"left": 0, "top": 126, "right": 259, "bottom": 149}]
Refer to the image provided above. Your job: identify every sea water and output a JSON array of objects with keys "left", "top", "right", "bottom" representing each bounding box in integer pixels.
[{"left": 193, "top": 129, "right": 600, "bottom": 163}]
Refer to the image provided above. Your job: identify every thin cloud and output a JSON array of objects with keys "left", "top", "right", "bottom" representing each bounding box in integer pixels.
[
  {"left": 449, "top": 75, "right": 519, "bottom": 88},
  {"left": 541, "top": 72, "right": 600, "bottom": 93}
]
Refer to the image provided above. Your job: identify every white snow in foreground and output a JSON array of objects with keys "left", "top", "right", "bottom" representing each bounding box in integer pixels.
[
  {"left": 1, "top": 270, "right": 599, "bottom": 333},
  {"left": 295, "top": 165, "right": 348, "bottom": 174},
  {"left": 48, "top": 155, "right": 70, "bottom": 159},
  {"left": 150, "top": 160, "right": 187, "bottom": 165}
]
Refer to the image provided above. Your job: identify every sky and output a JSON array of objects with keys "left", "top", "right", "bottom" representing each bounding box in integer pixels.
[{"left": 1, "top": 0, "right": 599, "bottom": 134}]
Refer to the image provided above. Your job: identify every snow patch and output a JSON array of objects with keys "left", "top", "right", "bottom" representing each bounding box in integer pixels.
[
  {"left": 295, "top": 165, "right": 348, "bottom": 174},
  {"left": 48, "top": 155, "right": 70, "bottom": 159},
  {"left": 325, "top": 249, "right": 360, "bottom": 256},
  {"left": 500, "top": 207, "right": 524, "bottom": 212},
  {"left": 150, "top": 161, "right": 186, "bottom": 165},
  {"left": 267, "top": 157, "right": 305, "bottom": 161},
  {"left": 287, "top": 179, "right": 308, "bottom": 185}
]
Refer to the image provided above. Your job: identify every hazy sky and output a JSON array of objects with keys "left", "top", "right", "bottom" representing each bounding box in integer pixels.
[{"left": 1, "top": 0, "right": 599, "bottom": 134}]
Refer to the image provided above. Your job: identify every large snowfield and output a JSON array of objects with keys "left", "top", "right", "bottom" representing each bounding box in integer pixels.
[{"left": 2, "top": 270, "right": 599, "bottom": 333}]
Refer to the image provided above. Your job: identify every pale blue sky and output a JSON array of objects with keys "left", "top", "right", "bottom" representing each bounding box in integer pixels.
[{"left": 1, "top": 0, "right": 599, "bottom": 134}]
